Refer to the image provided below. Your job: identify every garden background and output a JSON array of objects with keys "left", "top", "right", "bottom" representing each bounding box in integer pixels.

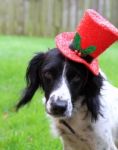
[{"left": 0, "top": 0, "right": 118, "bottom": 150}]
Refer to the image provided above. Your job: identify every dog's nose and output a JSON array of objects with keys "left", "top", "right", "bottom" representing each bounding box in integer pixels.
[{"left": 51, "top": 100, "right": 67, "bottom": 116}]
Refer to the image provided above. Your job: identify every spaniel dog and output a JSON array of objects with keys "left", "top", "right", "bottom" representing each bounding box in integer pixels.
[{"left": 16, "top": 48, "right": 118, "bottom": 150}]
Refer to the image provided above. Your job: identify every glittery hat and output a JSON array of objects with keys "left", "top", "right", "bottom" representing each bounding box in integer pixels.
[{"left": 55, "top": 9, "right": 118, "bottom": 75}]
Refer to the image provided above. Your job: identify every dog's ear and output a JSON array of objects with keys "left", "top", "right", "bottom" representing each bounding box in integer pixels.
[
  {"left": 16, "top": 53, "right": 45, "bottom": 110},
  {"left": 82, "top": 73, "right": 103, "bottom": 120}
]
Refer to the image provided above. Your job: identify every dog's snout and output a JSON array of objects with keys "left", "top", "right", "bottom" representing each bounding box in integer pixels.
[
  {"left": 47, "top": 89, "right": 72, "bottom": 117},
  {"left": 51, "top": 100, "right": 67, "bottom": 116}
]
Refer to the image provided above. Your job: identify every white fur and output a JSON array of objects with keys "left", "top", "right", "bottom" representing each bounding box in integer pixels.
[
  {"left": 46, "top": 64, "right": 72, "bottom": 118},
  {"left": 48, "top": 78, "right": 118, "bottom": 150}
]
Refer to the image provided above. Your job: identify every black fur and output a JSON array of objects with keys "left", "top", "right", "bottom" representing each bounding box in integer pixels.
[
  {"left": 82, "top": 74, "right": 103, "bottom": 120},
  {"left": 16, "top": 48, "right": 103, "bottom": 120},
  {"left": 16, "top": 53, "right": 45, "bottom": 110}
]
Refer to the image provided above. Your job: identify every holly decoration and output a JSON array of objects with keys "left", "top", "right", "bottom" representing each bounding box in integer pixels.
[{"left": 70, "top": 33, "right": 96, "bottom": 56}]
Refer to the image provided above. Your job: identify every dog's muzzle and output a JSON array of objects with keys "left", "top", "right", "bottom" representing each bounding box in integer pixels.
[
  {"left": 46, "top": 95, "right": 72, "bottom": 118},
  {"left": 50, "top": 99, "right": 67, "bottom": 116}
]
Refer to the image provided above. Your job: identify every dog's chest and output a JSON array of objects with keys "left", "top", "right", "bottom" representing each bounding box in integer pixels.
[{"left": 54, "top": 106, "right": 97, "bottom": 150}]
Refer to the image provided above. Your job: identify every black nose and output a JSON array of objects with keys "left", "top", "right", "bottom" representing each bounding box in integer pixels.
[{"left": 51, "top": 100, "right": 67, "bottom": 116}]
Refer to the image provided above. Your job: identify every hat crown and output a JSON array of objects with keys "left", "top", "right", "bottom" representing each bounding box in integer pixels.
[{"left": 76, "top": 9, "right": 118, "bottom": 58}]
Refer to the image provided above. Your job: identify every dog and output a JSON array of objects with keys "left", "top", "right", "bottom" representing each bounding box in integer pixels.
[{"left": 16, "top": 48, "right": 118, "bottom": 150}]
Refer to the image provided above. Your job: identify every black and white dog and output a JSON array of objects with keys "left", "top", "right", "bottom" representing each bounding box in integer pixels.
[{"left": 17, "top": 48, "right": 118, "bottom": 150}]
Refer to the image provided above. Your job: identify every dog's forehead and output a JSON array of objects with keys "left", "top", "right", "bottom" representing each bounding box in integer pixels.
[
  {"left": 66, "top": 59, "right": 88, "bottom": 75},
  {"left": 42, "top": 49, "right": 87, "bottom": 75},
  {"left": 42, "top": 49, "right": 65, "bottom": 71}
]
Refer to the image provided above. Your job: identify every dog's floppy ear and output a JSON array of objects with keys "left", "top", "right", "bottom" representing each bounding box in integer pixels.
[
  {"left": 16, "top": 53, "right": 45, "bottom": 110},
  {"left": 83, "top": 73, "right": 103, "bottom": 120}
]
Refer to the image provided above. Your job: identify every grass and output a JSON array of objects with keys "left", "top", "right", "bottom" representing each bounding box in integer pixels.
[{"left": 0, "top": 35, "right": 118, "bottom": 150}]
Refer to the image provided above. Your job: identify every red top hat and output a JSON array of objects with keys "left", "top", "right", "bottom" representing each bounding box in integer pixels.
[{"left": 55, "top": 9, "right": 118, "bottom": 75}]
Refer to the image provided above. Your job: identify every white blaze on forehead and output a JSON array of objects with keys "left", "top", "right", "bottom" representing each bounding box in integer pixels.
[
  {"left": 47, "top": 64, "right": 73, "bottom": 117},
  {"left": 50, "top": 63, "right": 71, "bottom": 101}
]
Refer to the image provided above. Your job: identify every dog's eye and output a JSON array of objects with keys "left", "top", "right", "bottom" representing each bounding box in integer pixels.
[
  {"left": 71, "top": 74, "right": 80, "bottom": 82},
  {"left": 67, "top": 72, "right": 80, "bottom": 83},
  {"left": 44, "top": 72, "right": 52, "bottom": 80}
]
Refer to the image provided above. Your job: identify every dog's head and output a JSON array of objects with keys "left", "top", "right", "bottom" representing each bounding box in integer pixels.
[{"left": 16, "top": 48, "right": 103, "bottom": 120}]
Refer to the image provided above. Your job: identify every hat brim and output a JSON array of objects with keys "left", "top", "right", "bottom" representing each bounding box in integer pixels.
[{"left": 55, "top": 32, "right": 99, "bottom": 75}]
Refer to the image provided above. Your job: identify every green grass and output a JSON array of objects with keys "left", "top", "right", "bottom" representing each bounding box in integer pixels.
[
  {"left": 0, "top": 35, "right": 118, "bottom": 150},
  {"left": 99, "top": 42, "right": 118, "bottom": 86}
]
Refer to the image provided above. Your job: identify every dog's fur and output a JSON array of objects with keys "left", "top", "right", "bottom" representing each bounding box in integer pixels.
[{"left": 17, "top": 48, "right": 118, "bottom": 150}]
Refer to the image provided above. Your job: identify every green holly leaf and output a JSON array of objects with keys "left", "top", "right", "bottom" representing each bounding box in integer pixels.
[
  {"left": 71, "top": 33, "right": 81, "bottom": 50},
  {"left": 81, "top": 46, "right": 96, "bottom": 55}
]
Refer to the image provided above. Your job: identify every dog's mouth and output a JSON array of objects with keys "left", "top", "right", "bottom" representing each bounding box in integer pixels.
[
  {"left": 47, "top": 112, "right": 65, "bottom": 118},
  {"left": 46, "top": 108, "right": 70, "bottom": 118}
]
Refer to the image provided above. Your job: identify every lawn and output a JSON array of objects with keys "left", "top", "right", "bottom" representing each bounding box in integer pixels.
[{"left": 0, "top": 35, "right": 118, "bottom": 150}]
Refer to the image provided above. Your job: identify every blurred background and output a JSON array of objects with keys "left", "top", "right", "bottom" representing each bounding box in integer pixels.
[
  {"left": 0, "top": 0, "right": 118, "bottom": 37},
  {"left": 0, "top": 0, "right": 118, "bottom": 150}
]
